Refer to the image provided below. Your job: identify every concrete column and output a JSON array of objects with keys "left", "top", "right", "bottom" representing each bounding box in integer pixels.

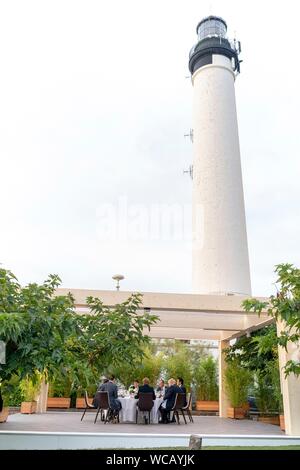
[
  {"left": 36, "top": 380, "right": 49, "bottom": 413},
  {"left": 277, "top": 320, "right": 300, "bottom": 435},
  {"left": 219, "top": 339, "right": 230, "bottom": 418}
]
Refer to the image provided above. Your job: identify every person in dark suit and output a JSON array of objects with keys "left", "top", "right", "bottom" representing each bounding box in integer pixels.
[
  {"left": 99, "top": 377, "right": 109, "bottom": 391},
  {"left": 159, "top": 378, "right": 181, "bottom": 423},
  {"left": 105, "top": 375, "right": 122, "bottom": 413},
  {"left": 135, "top": 377, "right": 156, "bottom": 400},
  {"left": 156, "top": 378, "right": 167, "bottom": 398},
  {"left": 177, "top": 377, "right": 187, "bottom": 407},
  {"left": 93, "top": 375, "right": 122, "bottom": 416},
  {"left": 177, "top": 377, "right": 186, "bottom": 394},
  {"left": 92, "top": 376, "right": 108, "bottom": 407}
]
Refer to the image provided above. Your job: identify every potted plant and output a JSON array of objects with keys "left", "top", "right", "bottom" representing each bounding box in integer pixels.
[
  {"left": 47, "top": 372, "right": 71, "bottom": 409},
  {"left": 0, "top": 382, "right": 9, "bottom": 422},
  {"left": 255, "top": 369, "right": 280, "bottom": 425},
  {"left": 194, "top": 356, "right": 219, "bottom": 412},
  {"left": 20, "top": 375, "right": 41, "bottom": 414},
  {"left": 225, "top": 362, "right": 252, "bottom": 419}
]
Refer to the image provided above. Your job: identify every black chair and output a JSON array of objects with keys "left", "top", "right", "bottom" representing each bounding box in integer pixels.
[
  {"left": 94, "top": 391, "right": 119, "bottom": 424},
  {"left": 170, "top": 393, "right": 187, "bottom": 424},
  {"left": 81, "top": 391, "right": 96, "bottom": 421},
  {"left": 136, "top": 393, "right": 154, "bottom": 424},
  {"left": 182, "top": 392, "right": 193, "bottom": 423}
]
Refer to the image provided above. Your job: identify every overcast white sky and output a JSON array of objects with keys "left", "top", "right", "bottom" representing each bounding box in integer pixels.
[{"left": 0, "top": 0, "right": 300, "bottom": 296}]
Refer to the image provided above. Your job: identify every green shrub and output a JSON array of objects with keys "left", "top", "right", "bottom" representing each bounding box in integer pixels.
[
  {"left": 225, "top": 362, "right": 252, "bottom": 408},
  {"left": 255, "top": 359, "right": 282, "bottom": 412},
  {"left": 194, "top": 356, "right": 219, "bottom": 401},
  {"left": 19, "top": 374, "right": 41, "bottom": 402},
  {"left": 163, "top": 343, "right": 193, "bottom": 391},
  {"left": 48, "top": 369, "right": 73, "bottom": 398},
  {"left": 112, "top": 347, "right": 164, "bottom": 388}
]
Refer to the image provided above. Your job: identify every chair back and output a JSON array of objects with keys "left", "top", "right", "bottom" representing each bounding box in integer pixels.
[
  {"left": 186, "top": 392, "right": 192, "bottom": 409},
  {"left": 173, "top": 393, "right": 186, "bottom": 410},
  {"left": 96, "top": 391, "right": 110, "bottom": 409},
  {"left": 84, "top": 390, "right": 90, "bottom": 407},
  {"left": 137, "top": 393, "right": 154, "bottom": 411}
]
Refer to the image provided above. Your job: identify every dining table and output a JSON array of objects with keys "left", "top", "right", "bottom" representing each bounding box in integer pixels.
[{"left": 118, "top": 396, "right": 163, "bottom": 424}]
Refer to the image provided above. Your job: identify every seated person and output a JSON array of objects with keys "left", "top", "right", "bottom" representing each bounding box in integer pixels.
[
  {"left": 99, "top": 377, "right": 109, "bottom": 391},
  {"left": 156, "top": 378, "right": 166, "bottom": 397},
  {"left": 177, "top": 377, "right": 187, "bottom": 406},
  {"left": 93, "top": 375, "right": 122, "bottom": 419},
  {"left": 135, "top": 377, "right": 156, "bottom": 400},
  {"left": 92, "top": 376, "right": 109, "bottom": 407},
  {"left": 159, "top": 378, "right": 181, "bottom": 423}
]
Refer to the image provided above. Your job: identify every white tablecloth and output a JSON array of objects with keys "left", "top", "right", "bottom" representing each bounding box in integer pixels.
[{"left": 118, "top": 397, "right": 163, "bottom": 424}]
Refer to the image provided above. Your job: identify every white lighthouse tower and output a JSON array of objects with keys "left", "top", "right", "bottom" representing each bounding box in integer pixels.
[{"left": 189, "top": 16, "right": 251, "bottom": 296}]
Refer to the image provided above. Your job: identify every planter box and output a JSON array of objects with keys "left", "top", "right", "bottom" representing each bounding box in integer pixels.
[
  {"left": 76, "top": 397, "right": 91, "bottom": 409},
  {"left": 47, "top": 397, "right": 71, "bottom": 409},
  {"left": 280, "top": 414, "right": 285, "bottom": 431},
  {"left": 227, "top": 404, "right": 249, "bottom": 419},
  {"left": 258, "top": 415, "right": 280, "bottom": 426},
  {"left": 21, "top": 401, "right": 37, "bottom": 414},
  {"left": 0, "top": 407, "right": 9, "bottom": 423},
  {"left": 196, "top": 400, "right": 219, "bottom": 412}
]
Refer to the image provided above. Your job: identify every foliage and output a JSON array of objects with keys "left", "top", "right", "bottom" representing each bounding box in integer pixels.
[
  {"left": 3, "top": 375, "right": 24, "bottom": 406},
  {"left": 48, "top": 368, "right": 74, "bottom": 398},
  {"left": 70, "top": 293, "right": 159, "bottom": 389},
  {"left": 0, "top": 268, "right": 159, "bottom": 402},
  {"left": 243, "top": 263, "right": 300, "bottom": 377},
  {"left": 224, "top": 361, "right": 252, "bottom": 408},
  {"left": 194, "top": 356, "right": 219, "bottom": 401},
  {"left": 0, "top": 381, "right": 11, "bottom": 408},
  {"left": 162, "top": 342, "right": 193, "bottom": 391},
  {"left": 111, "top": 346, "right": 164, "bottom": 388},
  {"left": 253, "top": 358, "right": 282, "bottom": 413},
  {"left": 20, "top": 373, "right": 42, "bottom": 402},
  {"left": 225, "top": 325, "right": 278, "bottom": 372},
  {"left": 0, "top": 269, "right": 77, "bottom": 382},
  {"left": 225, "top": 325, "right": 281, "bottom": 412}
]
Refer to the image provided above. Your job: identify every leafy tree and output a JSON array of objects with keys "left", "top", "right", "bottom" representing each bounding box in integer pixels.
[
  {"left": 225, "top": 325, "right": 278, "bottom": 371},
  {"left": 243, "top": 263, "right": 300, "bottom": 377},
  {"left": 0, "top": 268, "right": 158, "bottom": 403},
  {"left": 64, "top": 292, "right": 159, "bottom": 392},
  {"left": 0, "top": 269, "right": 77, "bottom": 382}
]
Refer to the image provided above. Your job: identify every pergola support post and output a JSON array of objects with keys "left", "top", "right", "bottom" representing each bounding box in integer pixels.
[
  {"left": 277, "top": 321, "right": 300, "bottom": 435},
  {"left": 36, "top": 379, "right": 49, "bottom": 414},
  {"left": 219, "top": 339, "right": 230, "bottom": 418}
]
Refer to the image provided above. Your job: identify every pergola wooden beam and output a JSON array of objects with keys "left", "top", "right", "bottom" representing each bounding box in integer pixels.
[{"left": 56, "top": 288, "right": 271, "bottom": 341}]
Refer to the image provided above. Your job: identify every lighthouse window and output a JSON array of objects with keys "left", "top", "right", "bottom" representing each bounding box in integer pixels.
[{"left": 199, "top": 19, "right": 226, "bottom": 40}]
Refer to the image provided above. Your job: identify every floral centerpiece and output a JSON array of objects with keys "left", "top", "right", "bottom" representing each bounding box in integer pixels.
[{"left": 128, "top": 385, "right": 137, "bottom": 395}]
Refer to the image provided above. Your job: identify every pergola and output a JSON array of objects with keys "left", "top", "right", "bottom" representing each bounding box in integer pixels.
[
  {"left": 57, "top": 289, "right": 272, "bottom": 342},
  {"left": 56, "top": 288, "right": 300, "bottom": 435}
]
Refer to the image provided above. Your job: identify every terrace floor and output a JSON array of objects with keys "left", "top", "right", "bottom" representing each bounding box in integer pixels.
[{"left": 0, "top": 410, "right": 284, "bottom": 435}]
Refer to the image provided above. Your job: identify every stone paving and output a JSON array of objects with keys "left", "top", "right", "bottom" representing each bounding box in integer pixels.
[{"left": 0, "top": 411, "right": 284, "bottom": 435}]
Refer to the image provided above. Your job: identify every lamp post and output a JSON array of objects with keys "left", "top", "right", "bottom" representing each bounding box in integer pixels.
[{"left": 112, "top": 274, "right": 124, "bottom": 291}]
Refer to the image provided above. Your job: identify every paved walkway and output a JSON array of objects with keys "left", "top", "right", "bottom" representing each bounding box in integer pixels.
[{"left": 0, "top": 411, "right": 284, "bottom": 435}]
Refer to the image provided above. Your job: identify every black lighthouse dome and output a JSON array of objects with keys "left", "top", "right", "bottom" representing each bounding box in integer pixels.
[{"left": 189, "top": 15, "right": 241, "bottom": 75}]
